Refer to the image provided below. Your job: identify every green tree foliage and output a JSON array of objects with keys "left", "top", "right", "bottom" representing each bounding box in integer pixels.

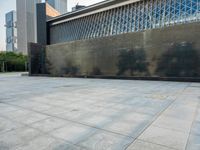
[
  {"left": 156, "top": 42, "right": 200, "bottom": 77},
  {"left": 0, "top": 52, "right": 28, "bottom": 72},
  {"left": 117, "top": 48, "right": 148, "bottom": 76}
]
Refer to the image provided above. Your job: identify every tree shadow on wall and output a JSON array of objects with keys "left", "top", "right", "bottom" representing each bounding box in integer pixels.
[
  {"left": 45, "top": 57, "right": 52, "bottom": 74},
  {"left": 156, "top": 42, "right": 200, "bottom": 77},
  {"left": 117, "top": 48, "right": 149, "bottom": 76},
  {"left": 91, "top": 67, "right": 102, "bottom": 75},
  {"left": 63, "top": 62, "right": 79, "bottom": 76}
]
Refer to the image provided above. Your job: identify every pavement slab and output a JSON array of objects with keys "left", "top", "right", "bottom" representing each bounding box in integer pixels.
[
  {"left": 126, "top": 140, "right": 173, "bottom": 150},
  {"left": 0, "top": 73, "right": 200, "bottom": 150},
  {"left": 186, "top": 134, "right": 200, "bottom": 150},
  {"left": 138, "top": 126, "right": 189, "bottom": 150}
]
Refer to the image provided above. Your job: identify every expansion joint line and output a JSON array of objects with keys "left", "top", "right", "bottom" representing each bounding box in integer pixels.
[
  {"left": 124, "top": 84, "right": 190, "bottom": 150},
  {"left": 185, "top": 93, "right": 200, "bottom": 150}
]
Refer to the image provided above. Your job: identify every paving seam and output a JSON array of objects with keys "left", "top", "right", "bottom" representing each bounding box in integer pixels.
[
  {"left": 0, "top": 101, "right": 136, "bottom": 139},
  {"left": 136, "top": 139, "right": 179, "bottom": 150},
  {"left": 185, "top": 96, "right": 200, "bottom": 150},
  {"left": 151, "top": 124, "right": 191, "bottom": 134},
  {"left": 0, "top": 114, "right": 86, "bottom": 149},
  {"left": 124, "top": 84, "right": 190, "bottom": 150},
  {"left": 0, "top": 114, "right": 51, "bottom": 136}
]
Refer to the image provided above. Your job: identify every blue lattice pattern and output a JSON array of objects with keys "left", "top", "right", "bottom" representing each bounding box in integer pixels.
[{"left": 50, "top": 0, "right": 200, "bottom": 44}]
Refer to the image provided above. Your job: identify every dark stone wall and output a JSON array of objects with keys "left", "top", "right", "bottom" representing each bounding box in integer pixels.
[
  {"left": 28, "top": 43, "right": 46, "bottom": 75},
  {"left": 45, "top": 22, "right": 200, "bottom": 78},
  {"left": 36, "top": 3, "right": 47, "bottom": 45}
]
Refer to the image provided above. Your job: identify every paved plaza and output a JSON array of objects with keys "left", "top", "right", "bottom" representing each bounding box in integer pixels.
[{"left": 0, "top": 73, "right": 200, "bottom": 150}]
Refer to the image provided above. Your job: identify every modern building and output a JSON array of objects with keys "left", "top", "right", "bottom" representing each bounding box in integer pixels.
[
  {"left": 30, "top": 0, "right": 200, "bottom": 79},
  {"left": 46, "top": 2, "right": 60, "bottom": 19},
  {"left": 46, "top": 0, "right": 67, "bottom": 14},
  {"left": 48, "top": 0, "right": 200, "bottom": 44},
  {"left": 16, "top": 0, "right": 42, "bottom": 54},
  {"left": 5, "top": 11, "right": 17, "bottom": 52}
]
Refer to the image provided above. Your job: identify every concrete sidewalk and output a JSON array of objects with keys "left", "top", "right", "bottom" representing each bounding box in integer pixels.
[{"left": 0, "top": 73, "right": 199, "bottom": 150}]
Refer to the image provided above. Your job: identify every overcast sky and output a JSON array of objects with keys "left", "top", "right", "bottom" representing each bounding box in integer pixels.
[{"left": 0, "top": 0, "right": 103, "bottom": 51}]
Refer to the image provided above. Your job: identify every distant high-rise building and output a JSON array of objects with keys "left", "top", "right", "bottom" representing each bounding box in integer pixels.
[
  {"left": 16, "top": 0, "right": 42, "bottom": 54},
  {"left": 46, "top": 0, "right": 67, "bottom": 14},
  {"left": 46, "top": 2, "right": 60, "bottom": 19},
  {"left": 5, "top": 11, "right": 17, "bottom": 52}
]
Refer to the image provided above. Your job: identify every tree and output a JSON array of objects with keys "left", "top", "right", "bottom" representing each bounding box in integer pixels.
[
  {"left": 0, "top": 52, "right": 28, "bottom": 72},
  {"left": 156, "top": 42, "right": 200, "bottom": 77},
  {"left": 117, "top": 48, "right": 148, "bottom": 76}
]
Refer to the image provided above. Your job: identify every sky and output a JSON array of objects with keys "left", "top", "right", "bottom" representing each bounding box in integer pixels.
[{"left": 0, "top": 0, "right": 103, "bottom": 51}]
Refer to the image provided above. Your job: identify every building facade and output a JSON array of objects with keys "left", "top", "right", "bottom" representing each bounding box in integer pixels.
[
  {"left": 48, "top": 0, "right": 200, "bottom": 44},
  {"left": 30, "top": 0, "right": 200, "bottom": 79},
  {"left": 46, "top": 2, "right": 60, "bottom": 19},
  {"left": 16, "top": 0, "right": 42, "bottom": 54},
  {"left": 5, "top": 11, "right": 17, "bottom": 52},
  {"left": 46, "top": 0, "right": 67, "bottom": 14}
]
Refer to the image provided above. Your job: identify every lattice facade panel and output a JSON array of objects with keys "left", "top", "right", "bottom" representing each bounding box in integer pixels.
[{"left": 50, "top": 0, "right": 200, "bottom": 44}]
